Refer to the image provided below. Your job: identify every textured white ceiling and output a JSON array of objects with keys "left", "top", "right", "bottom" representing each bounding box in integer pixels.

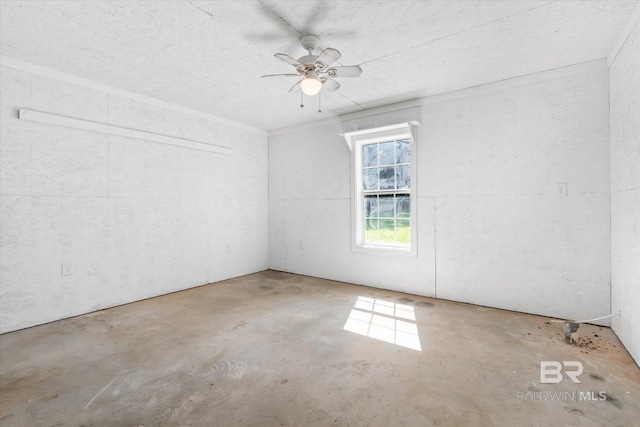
[{"left": 1, "top": 0, "right": 637, "bottom": 131}]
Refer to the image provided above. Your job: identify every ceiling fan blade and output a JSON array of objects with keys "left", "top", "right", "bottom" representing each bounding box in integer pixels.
[
  {"left": 328, "top": 65, "right": 363, "bottom": 78},
  {"left": 275, "top": 53, "right": 305, "bottom": 70},
  {"left": 261, "top": 73, "right": 301, "bottom": 78},
  {"left": 315, "top": 48, "right": 341, "bottom": 69},
  {"left": 288, "top": 78, "right": 303, "bottom": 93},
  {"left": 322, "top": 77, "right": 340, "bottom": 92}
]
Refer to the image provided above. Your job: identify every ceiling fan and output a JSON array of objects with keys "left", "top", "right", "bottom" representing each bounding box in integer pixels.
[{"left": 262, "top": 34, "right": 362, "bottom": 106}]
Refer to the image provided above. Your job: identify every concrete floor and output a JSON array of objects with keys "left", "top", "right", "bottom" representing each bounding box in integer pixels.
[{"left": 1, "top": 270, "right": 639, "bottom": 426}]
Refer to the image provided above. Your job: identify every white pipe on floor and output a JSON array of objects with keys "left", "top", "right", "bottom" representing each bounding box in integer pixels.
[{"left": 551, "top": 312, "right": 620, "bottom": 324}]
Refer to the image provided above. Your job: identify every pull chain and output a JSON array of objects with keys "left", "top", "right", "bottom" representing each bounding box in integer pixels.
[
  {"left": 318, "top": 91, "right": 322, "bottom": 113},
  {"left": 300, "top": 90, "right": 304, "bottom": 108}
]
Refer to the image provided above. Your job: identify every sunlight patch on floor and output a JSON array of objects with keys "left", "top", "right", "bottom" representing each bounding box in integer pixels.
[{"left": 343, "top": 296, "right": 422, "bottom": 351}]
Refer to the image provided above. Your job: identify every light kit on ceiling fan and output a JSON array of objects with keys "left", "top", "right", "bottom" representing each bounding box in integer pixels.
[
  {"left": 300, "top": 71, "right": 322, "bottom": 96},
  {"left": 262, "top": 34, "right": 363, "bottom": 111}
]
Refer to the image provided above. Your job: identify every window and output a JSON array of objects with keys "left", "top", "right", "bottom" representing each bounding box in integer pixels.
[{"left": 343, "top": 123, "right": 418, "bottom": 256}]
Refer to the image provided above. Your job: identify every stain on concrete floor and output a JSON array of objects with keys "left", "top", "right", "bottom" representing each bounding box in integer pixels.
[{"left": 1, "top": 270, "right": 639, "bottom": 426}]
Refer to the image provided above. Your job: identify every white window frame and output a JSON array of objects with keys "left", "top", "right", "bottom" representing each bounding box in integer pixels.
[{"left": 343, "top": 122, "right": 418, "bottom": 257}]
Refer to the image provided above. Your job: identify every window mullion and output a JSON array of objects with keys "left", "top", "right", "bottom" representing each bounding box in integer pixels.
[{"left": 363, "top": 190, "right": 408, "bottom": 195}]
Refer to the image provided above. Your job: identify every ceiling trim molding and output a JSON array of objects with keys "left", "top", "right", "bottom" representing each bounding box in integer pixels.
[
  {"left": 19, "top": 109, "right": 232, "bottom": 155},
  {"left": 268, "top": 58, "right": 608, "bottom": 137},
  {"left": 0, "top": 55, "right": 268, "bottom": 136},
  {"left": 607, "top": 2, "right": 640, "bottom": 67}
]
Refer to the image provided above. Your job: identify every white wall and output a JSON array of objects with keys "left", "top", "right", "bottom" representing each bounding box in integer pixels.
[
  {"left": 269, "top": 66, "right": 611, "bottom": 323},
  {"left": 0, "top": 66, "right": 269, "bottom": 333},
  {"left": 610, "top": 21, "right": 640, "bottom": 365}
]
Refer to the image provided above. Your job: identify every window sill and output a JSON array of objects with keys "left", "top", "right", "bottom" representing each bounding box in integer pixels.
[{"left": 352, "top": 243, "right": 417, "bottom": 258}]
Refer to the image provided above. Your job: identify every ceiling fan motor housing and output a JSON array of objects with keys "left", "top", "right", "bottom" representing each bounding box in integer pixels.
[{"left": 297, "top": 54, "right": 319, "bottom": 67}]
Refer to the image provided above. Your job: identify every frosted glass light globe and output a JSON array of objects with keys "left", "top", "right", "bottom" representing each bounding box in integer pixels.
[{"left": 300, "top": 74, "right": 322, "bottom": 96}]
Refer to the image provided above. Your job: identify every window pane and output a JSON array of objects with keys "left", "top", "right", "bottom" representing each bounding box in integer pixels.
[
  {"left": 363, "top": 144, "right": 377, "bottom": 167},
  {"left": 396, "top": 219, "right": 411, "bottom": 243},
  {"left": 379, "top": 219, "right": 395, "bottom": 243},
  {"left": 396, "top": 165, "right": 410, "bottom": 189},
  {"left": 363, "top": 168, "right": 378, "bottom": 190},
  {"left": 365, "top": 218, "right": 379, "bottom": 230},
  {"left": 379, "top": 167, "right": 395, "bottom": 190},
  {"left": 365, "top": 218, "right": 379, "bottom": 242},
  {"left": 364, "top": 195, "right": 378, "bottom": 218},
  {"left": 396, "top": 140, "right": 410, "bottom": 164},
  {"left": 379, "top": 195, "right": 394, "bottom": 217},
  {"left": 378, "top": 142, "right": 394, "bottom": 166},
  {"left": 396, "top": 195, "right": 410, "bottom": 218}
]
